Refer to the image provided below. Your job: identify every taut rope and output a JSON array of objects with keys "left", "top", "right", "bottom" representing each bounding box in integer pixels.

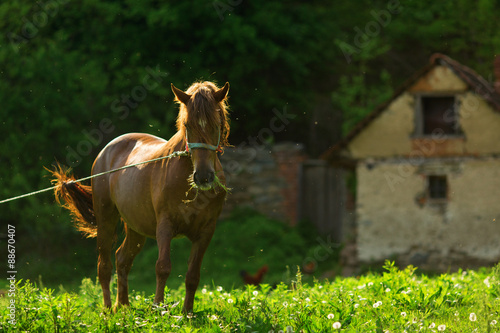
[{"left": 0, "top": 150, "right": 189, "bottom": 204}]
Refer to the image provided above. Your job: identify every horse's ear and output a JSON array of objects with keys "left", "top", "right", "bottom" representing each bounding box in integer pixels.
[
  {"left": 171, "top": 83, "right": 191, "bottom": 104},
  {"left": 213, "top": 82, "right": 229, "bottom": 102}
]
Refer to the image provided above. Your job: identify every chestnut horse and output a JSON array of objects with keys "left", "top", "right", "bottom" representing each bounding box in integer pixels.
[{"left": 52, "top": 81, "right": 230, "bottom": 313}]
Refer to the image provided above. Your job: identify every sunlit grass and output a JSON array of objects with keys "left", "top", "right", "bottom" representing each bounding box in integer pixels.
[{"left": 2, "top": 261, "right": 500, "bottom": 332}]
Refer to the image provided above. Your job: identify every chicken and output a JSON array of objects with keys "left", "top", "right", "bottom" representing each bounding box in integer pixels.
[
  {"left": 240, "top": 265, "right": 268, "bottom": 285},
  {"left": 301, "top": 260, "right": 317, "bottom": 275}
]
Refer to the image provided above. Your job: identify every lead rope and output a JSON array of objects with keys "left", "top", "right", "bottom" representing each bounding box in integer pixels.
[{"left": 0, "top": 150, "right": 189, "bottom": 204}]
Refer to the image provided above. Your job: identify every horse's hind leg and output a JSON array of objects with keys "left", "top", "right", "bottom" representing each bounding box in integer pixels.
[
  {"left": 115, "top": 225, "right": 146, "bottom": 308},
  {"left": 95, "top": 204, "right": 120, "bottom": 309}
]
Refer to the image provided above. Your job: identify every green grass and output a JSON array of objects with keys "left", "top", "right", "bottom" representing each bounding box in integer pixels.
[
  {"left": 18, "top": 207, "right": 339, "bottom": 294},
  {"left": 2, "top": 261, "right": 500, "bottom": 332}
]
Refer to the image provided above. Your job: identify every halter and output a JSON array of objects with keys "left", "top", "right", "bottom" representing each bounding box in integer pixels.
[{"left": 185, "top": 127, "right": 223, "bottom": 153}]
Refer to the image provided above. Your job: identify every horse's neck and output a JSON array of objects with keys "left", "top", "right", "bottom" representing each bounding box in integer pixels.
[{"left": 165, "top": 131, "right": 186, "bottom": 152}]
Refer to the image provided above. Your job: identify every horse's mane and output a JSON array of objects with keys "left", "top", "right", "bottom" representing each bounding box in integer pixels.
[{"left": 175, "top": 81, "right": 230, "bottom": 150}]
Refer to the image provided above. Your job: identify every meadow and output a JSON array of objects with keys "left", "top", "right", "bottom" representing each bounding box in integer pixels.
[{"left": 1, "top": 261, "right": 500, "bottom": 332}]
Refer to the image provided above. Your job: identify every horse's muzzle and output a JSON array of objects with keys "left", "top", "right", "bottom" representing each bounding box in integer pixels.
[{"left": 193, "top": 170, "right": 215, "bottom": 190}]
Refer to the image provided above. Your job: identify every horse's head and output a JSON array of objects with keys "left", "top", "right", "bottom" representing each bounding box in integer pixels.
[{"left": 171, "top": 81, "right": 230, "bottom": 190}]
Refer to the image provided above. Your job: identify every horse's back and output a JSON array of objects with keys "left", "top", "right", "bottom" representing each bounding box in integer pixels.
[
  {"left": 92, "top": 133, "right": 170, "bottom": 237},
  {"left": 93, "top": 133, "right": 168, "bottom": 171}
]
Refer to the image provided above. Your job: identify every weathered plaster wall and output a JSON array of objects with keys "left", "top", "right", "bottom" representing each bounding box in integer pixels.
[
  {"left": 460, "top": 92, "right": 500, "bottom": 154},
  {"left": 347, "top": 65, "right": 500, "bottom": 160},
  {"left": 345, "top": 63, "right": 500, "bottom": 271},
  {"left": 408, "top": 65, "right": 468, "bottom": 92},
  {"left": 348, "top": 92, "right": 414, "bottom": 158},
  {"left": 356, "top": 158, "right": 500, "bottom": 268}
]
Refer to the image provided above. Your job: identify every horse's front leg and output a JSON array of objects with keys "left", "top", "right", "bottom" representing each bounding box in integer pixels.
[
  {"left": 154, "top": 220, "right": 173, "bottom": 305},
  {"left": 183, "top": 224, "right": 216, "bottom": 313}
]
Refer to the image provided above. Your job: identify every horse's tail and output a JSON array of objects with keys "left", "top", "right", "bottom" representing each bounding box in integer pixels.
[{"left": 50, "top": 164, "right": 97, "bottom": 238}]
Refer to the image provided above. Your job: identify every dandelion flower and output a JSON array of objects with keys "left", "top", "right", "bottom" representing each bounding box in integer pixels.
[
  {"left": 333, "top": 322, "right": 341, "bottom": 329},
  {"left": 227, "top": 298, "right": 234, "bottom": 303},
  {"left": 253, "top": 290, "right": 259, "bottom": 296},
  {"left": 429, "top": 323, "right": 435, "bottom": 328},
  {"left": 373, "top": 301, "right": 382, "bottom": 308},
  {"left": 401, "top": 312, "right": 407, "bottom": 317},
  {"left": 469, "top": 313, "right": 477, "bottom": 322},
  {"left": 385, "top": 288, "right": 391, "bottom": 292},
  {"left": 217, "top": 286, "right": 223, "bottom": 292},
  {"left": 491, "top": 320, "right": 498, "bottom": 326},
  {"left": 327, "top": 313, "right": 335, "bottom": 319},
  {"left": 202, "top": 288, "right": 207, "bottom": 294},
  {"left": 438, "top": 324, "right": 446, "bottom": 331}
]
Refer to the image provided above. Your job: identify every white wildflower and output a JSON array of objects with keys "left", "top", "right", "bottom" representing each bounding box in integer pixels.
[
  {"left": 469, "top": 313, "right": 477, "bottom": 322},
  {"left": 333, "top": 322, "right": 341, "bottom": 329},
  {"left": 327, "top": 313, "right": 335, "bottom": 319},
  {"left": 438, "top": 324, "right": 446, "bottom": 331}
]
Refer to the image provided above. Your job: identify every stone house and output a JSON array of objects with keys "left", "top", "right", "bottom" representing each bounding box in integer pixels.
[{"left": 323, "top": 54, "right": 500, "bottom": 271}]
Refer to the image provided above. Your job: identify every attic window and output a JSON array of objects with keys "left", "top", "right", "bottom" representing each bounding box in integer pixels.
[
  {"left": 418, "top": 96, "right": 460, "bottom": 136},
  {"left": 428, "top": 175, "right": 447, "bottom": 199}
]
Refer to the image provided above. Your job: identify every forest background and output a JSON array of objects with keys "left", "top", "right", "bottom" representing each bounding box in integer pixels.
[{"left": 1, "top": 0, "right": 500, "bottom": 291}]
